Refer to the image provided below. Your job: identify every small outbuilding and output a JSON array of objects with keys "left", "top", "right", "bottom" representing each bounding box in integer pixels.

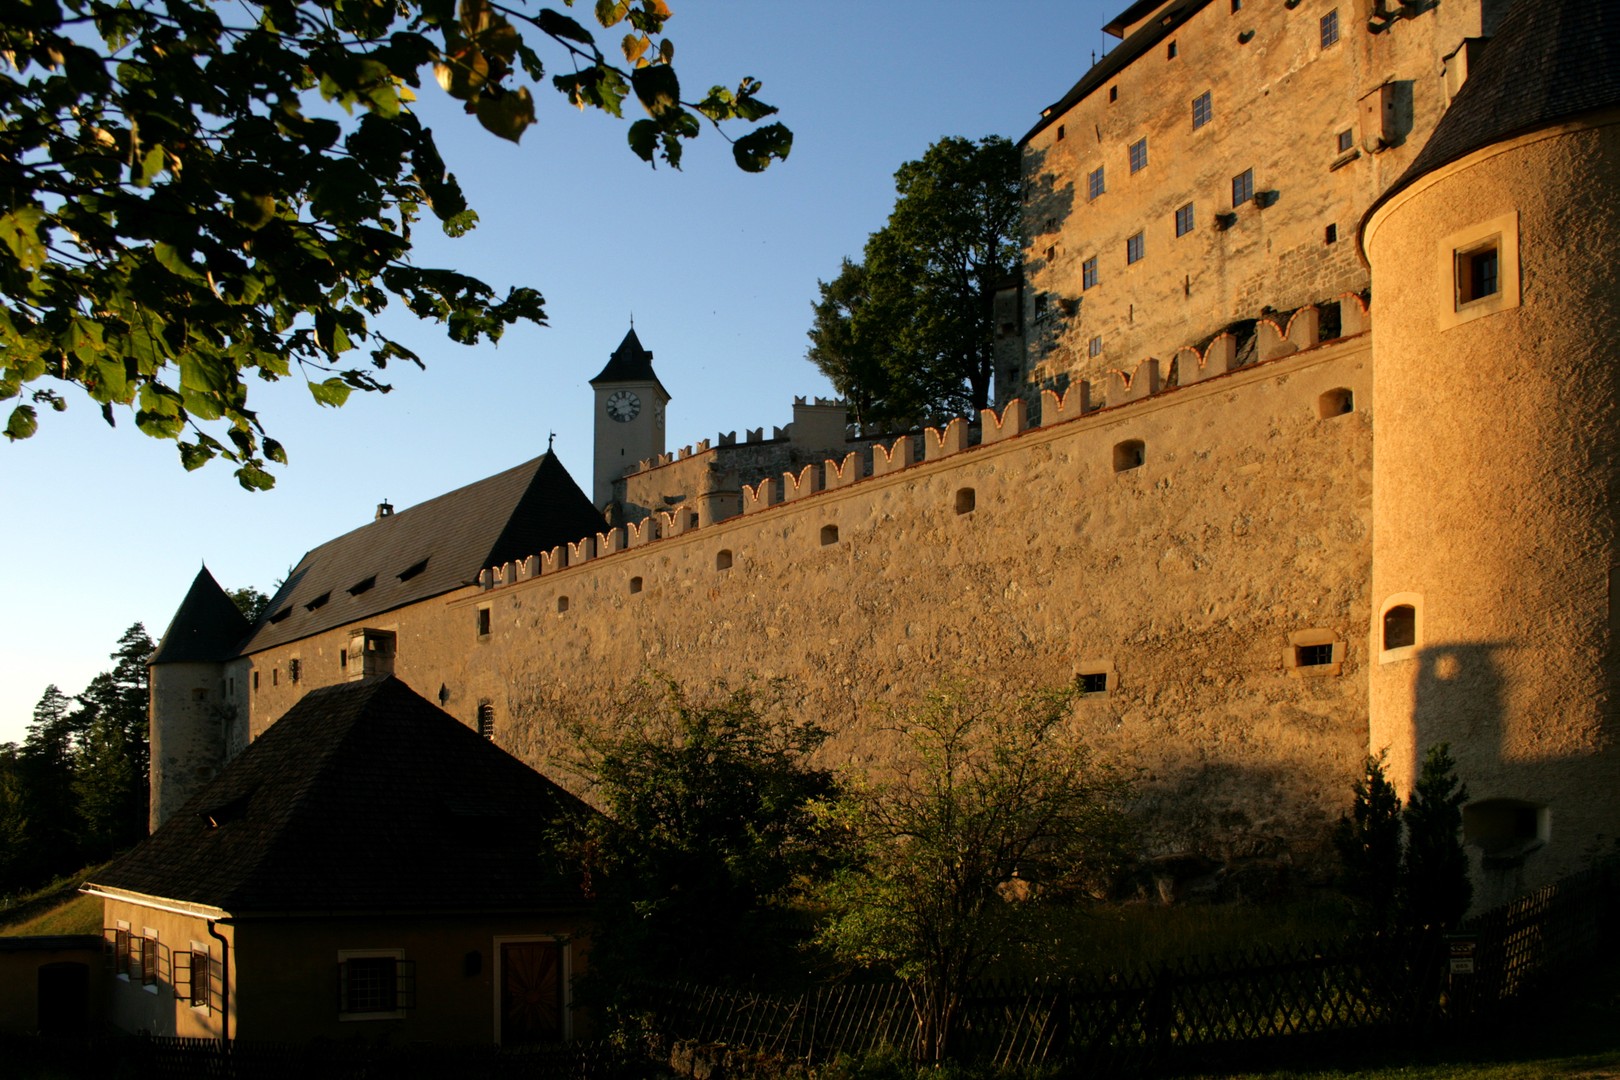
[{"left": 83, "top": 676, "right": 597, "bottom": 1045}]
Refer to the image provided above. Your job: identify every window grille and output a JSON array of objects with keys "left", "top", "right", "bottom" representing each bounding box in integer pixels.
[
  {"left": 1079, "top": 672, "right": 1108, "bottom": 695},
  {"left": 1320, "top": 9, "right": 1340, "bottom": 48}
]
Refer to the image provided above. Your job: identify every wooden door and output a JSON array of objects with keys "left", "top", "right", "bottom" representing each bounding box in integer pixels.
[{"left": 499, "top": 940, "right": 563, "bottom": 1044}]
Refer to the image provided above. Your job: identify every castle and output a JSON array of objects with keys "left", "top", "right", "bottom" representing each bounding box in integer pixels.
[{"left": 148, "top": 0, "right": 1620, "bottom": 908}]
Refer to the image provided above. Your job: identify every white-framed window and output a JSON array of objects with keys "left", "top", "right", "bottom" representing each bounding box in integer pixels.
[
  {"left": 1283, "top": 629, "right": 1345, "bottom": 677},
  {"left": 1379, "top": 593, "right": 1423, "bottom": 663},
  {"left": 1438, "top": 211, "right": 1520, "bottom": 329},
  {"left": 338, "top": 949, "right": 413, "bottom": 1020}
]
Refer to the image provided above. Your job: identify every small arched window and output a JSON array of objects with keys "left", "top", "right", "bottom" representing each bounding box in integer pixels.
[
  {"left": 1113, "top": 439, "right": 1145, "bottom": 472},
  {"left": 476, "top": 701, "right": 495, "bottom": 740},
  {"left": 556, "top": 596, "right": 570, "bottom": 613},
  {"left": 716, "top": 549, "right": 733, "bottom": 571},
  {"left": 955, "top": 488, "right": 976, "bottom": 515},
  {"left": 629, "top": 576, "right": 644, "bottom": 594},
  {"left": 1383, "top": 604, "right": 1416, "bottom": 650},
  {"left": 820, "top": 525, "right": 839, "bottom": 546},
  {"left": 1318, "top": 388, "right": 1354, "bottom": 418}
]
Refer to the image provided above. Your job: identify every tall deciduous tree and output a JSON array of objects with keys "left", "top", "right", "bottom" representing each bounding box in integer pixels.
[
  {"left": 563, "top": 676, "right": 834, "bottom": 991},
  {"left": 807, "top": 136, "right": 1020, "bottom": 426},
  {"left": 1, "top": 0, "right": 789, "bottom": 487},
  {"left": 813, "top": 681, "right": 1132, "bottom": 1062}
]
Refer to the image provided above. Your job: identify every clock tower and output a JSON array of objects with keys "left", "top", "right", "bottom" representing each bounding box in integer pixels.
[{"left": 590, "top": 327, "right": 670, "bottom": 510}]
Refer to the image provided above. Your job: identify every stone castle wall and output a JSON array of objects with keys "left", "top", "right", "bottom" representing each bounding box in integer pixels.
[
  {"left": 1018, "top": 0, "right": 1496, "bottom": 393},
  {"left": 233, "top": 332, "right": 1375, "bottom": 875}
]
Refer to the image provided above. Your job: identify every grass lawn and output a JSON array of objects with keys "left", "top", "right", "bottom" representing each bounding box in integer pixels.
[{"left": 0, "top": 863, "right": 111, "bottom": 937}]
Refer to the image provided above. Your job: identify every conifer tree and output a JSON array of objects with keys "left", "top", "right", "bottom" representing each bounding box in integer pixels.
[
  {"left": 1402, "top": 743, "right": 1472, "bottom": 930},
  {"left": 1332, "top": 750, "right": 1403, "bottom": 928}
]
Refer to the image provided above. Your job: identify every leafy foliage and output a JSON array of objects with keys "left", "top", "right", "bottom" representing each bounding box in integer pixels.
[
  {"left": 812, "top": 680, "right": 1132, "bottom": 1061},
  {"left": 562, "top": 676, "right": 835, "bottom": 992},
  {"left": 807, "top": 136, "right": 1020, "bottom": 427},
  {"left": 229, "top": 585, "right": 271, "bottom": 624},
  {"left": 1402, "top": 742, "right": 1471, "bottom": 930},
  {"left": 1, "top": 0, "right": 789, "bottom": 487}
]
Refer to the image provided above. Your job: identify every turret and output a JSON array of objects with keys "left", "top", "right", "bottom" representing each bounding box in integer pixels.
[
  {"left": 1362, "top": 0, "right": 1620, "bottom": 904},
  {"left": 148, "top": 566, "right": 251, "bottom": 831},
  {"left": 591, "top": 327, "right": 671, "bottom": 510}
]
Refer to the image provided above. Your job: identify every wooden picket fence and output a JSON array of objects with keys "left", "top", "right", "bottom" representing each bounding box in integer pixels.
[{"left": 640, "top": 858, "right": 1619, "bottom": 1073}]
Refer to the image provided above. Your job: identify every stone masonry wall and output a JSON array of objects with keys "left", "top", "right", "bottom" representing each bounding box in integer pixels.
[
  {"left": 233, "top": 334, "right": 1374, "bottom": 876},
  {"left": 1018, "top": 0, "right": 1492, "bottom": 393}
]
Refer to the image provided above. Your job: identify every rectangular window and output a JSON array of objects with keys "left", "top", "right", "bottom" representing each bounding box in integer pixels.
[
  {"left": 1082, "top": 256, "right": 1098, "bottom": 290},
  {"left": 1079, "top": 672, "right": 1108, "bottom": 694},
  {"left": 339, "top": 951, "right": 413, "bottom": 1018},
  {"left": 1086, "top": 166, "right": 1105, "bottom": 201},
  {"left": 1166, "top": 40, "right": 1178, "bottom": 59},
  {"left": 1175, "top": 203, "right": 1194, "bottom": 237},
  {"left": 476, "top": 607, "right": 491, "bottom": 637},
  {"left": 113, "top": 924, "right": 131, "bottom": 976},
  {"left": 1232, "top": 168, "right": 1255, "bottom": 207},
  {"left": 1088, "top": 335, "right": 1103, "bottom": 357},
  {"left": 1320, "top": 9, "right": 1340, "bottom": 49},
  {"left": 1126, "top": 231, "right": 1144, "bottom": 265},
  {"left": 1337, "top": 128, "right": 1355, "bottom": 153},
  {"left": 288, "top": 658, "right": 300, "bottom": 684},
  {"left": 1325, "top": 223, "right": 1339, "bottom": 244},
  {"left": 1128, "top": 138, "right": 1148, "bottom": 174},
  {"left": 252, "top": 670, "right": 259, "bottom": 691},
  {"left": 1458, "top": 246, "right": 1500, "bottom": 303},
  {"left": 1034, "top": 293, "right": 1050, "bottom": 321},
  {"left": 1297, "top": 643, "right": 1335, "bottom": 667},
  {"left": 1192, "top": 91, "right": 1212, "bottom": 130}
]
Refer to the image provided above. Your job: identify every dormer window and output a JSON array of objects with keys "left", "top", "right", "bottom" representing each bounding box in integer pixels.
[
  {"left": 398, "top": 559, "right": 428, "bottom": 582},
  {"left": 348, "top": 576, "right": 375, "bottom": 596}
]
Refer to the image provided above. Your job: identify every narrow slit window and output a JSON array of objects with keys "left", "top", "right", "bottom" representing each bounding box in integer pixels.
[
  {"left": 476, "top": 607, "right": 491, "bottom": 637},
  {"left": 477, "top": 701, "right": 495, "bottom": 740}
]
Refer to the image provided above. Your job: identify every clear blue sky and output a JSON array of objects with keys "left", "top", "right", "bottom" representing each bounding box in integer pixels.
[{"left": 0, "top": 1, "right": 1122, "bottom": 744}]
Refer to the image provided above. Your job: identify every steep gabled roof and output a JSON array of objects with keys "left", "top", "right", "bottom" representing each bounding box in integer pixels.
[
  {"left": 589, "top": 327, "right": 670, "bottom": 398},
  {"left": 150, "top": 566, "right": 252, "bottom": 665},
  {"left": 236, "top": 451, "right": 604, "bottom": 656},
  {"left": 86, "top": 677, "right": 596, "bottom": 915},
  {"left": 1370, "top": 0, "right": 1620, "bottom": 225},
  {"left": 1020, "top": 0, "right": 1210, "bottom": 146}
]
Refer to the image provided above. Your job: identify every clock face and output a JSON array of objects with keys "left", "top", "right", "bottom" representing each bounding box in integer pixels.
[{"left": 605, "top": 390, "right": 641, "bottom": 423}]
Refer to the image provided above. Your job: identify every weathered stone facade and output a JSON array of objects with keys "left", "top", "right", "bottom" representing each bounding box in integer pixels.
[{"left": 151, "top": 0, "right": 1620, "bottom": 903}]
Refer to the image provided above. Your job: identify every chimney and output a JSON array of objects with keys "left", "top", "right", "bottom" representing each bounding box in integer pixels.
[{"left": 375, "top": 501, "right": 394, "bottom": 520}]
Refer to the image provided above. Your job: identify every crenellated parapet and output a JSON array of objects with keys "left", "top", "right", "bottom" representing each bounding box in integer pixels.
[{"left": 482, "top": 299, "right": 1370, "bottom": 592}]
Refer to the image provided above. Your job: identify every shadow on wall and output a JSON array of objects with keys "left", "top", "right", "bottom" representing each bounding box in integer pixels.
[
  {"left": 1406, "top": 640, "right": 1617, "bottom": 908},
  {"left": 1021, "top": 143, "right": 1077, "bottom": 363}
]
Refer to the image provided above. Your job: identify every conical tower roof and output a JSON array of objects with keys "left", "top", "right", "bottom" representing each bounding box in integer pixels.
[
  {"left": 149, "top": 566, "right": 252, "bottom": 665},
  {"left": 589, "top": 327, "right": 670, "bottom": 398}
]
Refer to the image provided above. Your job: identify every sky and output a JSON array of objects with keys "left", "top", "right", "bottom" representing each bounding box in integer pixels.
[{"left": 0, "top": 1, "right": 1124, "bottom": 745}]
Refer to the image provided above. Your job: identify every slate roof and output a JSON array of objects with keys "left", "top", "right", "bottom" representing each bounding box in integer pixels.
[
  {"left": 236, "top": 451, "right": 604, "bottom": 656},
  {"left": 150, "top": 567, "right": 252, "bottom": 665},
  {"left": 1372, "top": 0, "right": 1620, "bottom": 220},
  {"left": 589, "top": 327, "right": 670, "bottom": 398},
  {"left": 1020, "top": 0, "right": 1210, "bottom": 146},
  {"left": 86, "top": 677, "right": 596, "bottom": 916}
]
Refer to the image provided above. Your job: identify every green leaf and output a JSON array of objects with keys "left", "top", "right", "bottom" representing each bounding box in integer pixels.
[
  {"left": 627, "top": 119, "right": 659, "bottom": 163},
  {"left": 474, "top": 86, "right": 535, "bottom": 143},
  {"left": 537, "top": 8, "right": 596, "bottom": 46},
  {"left": 153, "top": 243, "right": 206, "bottom": 283},
  {"left": 263, "top": 437, "right": 287, "bottom": 465},
  {"left": 178, "top": 439, "right": 215, "bottom": 471},
  {"left": 232, "top": 193, "right": 277, "bottom": 230},
  {"left": 309, "top": 377, "right": 352, "bottom": 407},
  {"left": 0, "top": 208, "right": 47, "bottom": 271},
  {"left": 134, "top": 145, "right": 165, "bottom": 186},
  {"left": 732, "top": 122, "right": 793, "bottom": 173},
  {"left": 4, "top": 404, "right": 38, "bottom": 441},
  {"left": 235, "top": 462, "right": 276, "bottom": 491},
  {"left": 631, "top": 63, "right": 679, "bottom": 117}
]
